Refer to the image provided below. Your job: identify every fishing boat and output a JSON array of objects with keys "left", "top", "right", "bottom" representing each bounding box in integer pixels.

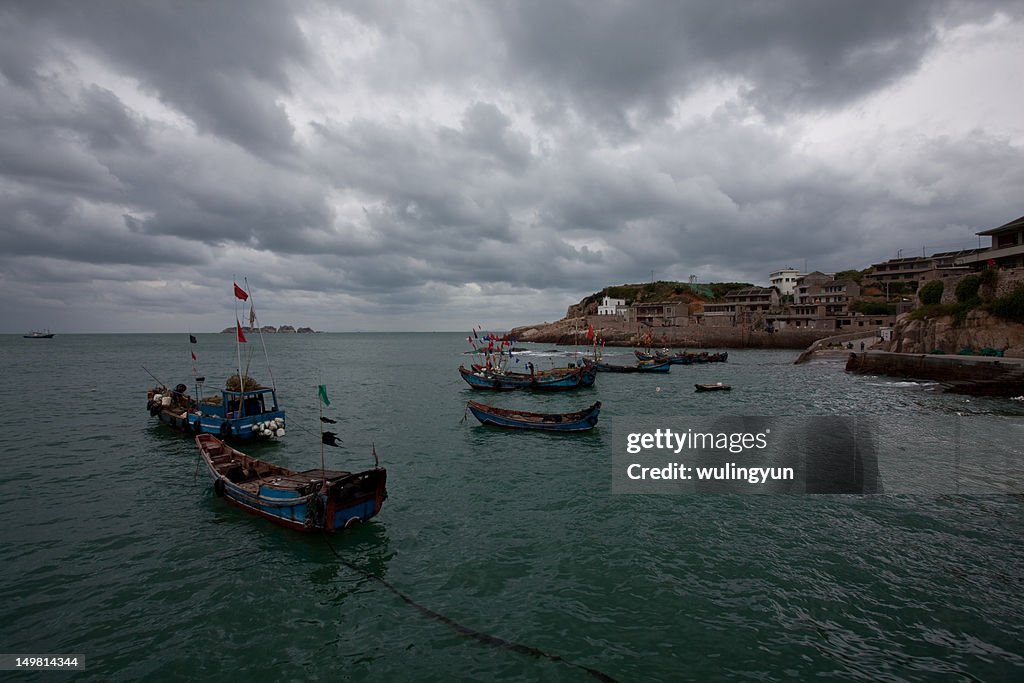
[
  {"left": 466, "top": 401, "right": 601, "bottom": 431},
  {"left": 145, "top": 280, "right": 285, "bottom": 441},
  {"left": 195, "top": 434, "right": 387, "bottom": 532},
  {"left": 458, "top": 364, "right": 596, "bottom": 391},
  {"left": 594, "top": 360, "right": 671, "bottom": 373},
  {"left": 23, "top": 329, "right": 54, "bottom": 338},
  {"left": 695, "top": 383, "right": 732, "bottom": 392},
  {"left": 634, "top": 349, "right": 671, "bottom": 363}
]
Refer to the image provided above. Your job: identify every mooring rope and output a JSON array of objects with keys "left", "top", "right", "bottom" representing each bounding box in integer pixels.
[{"left": 320, "top": 531, "right": 619, "bottom": 682}]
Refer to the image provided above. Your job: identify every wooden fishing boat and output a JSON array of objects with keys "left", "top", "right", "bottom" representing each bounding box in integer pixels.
[
  {"left": 634, "top": 350, "right": 671, "bottom": 363},
  {"left": 458, "top": 364, "right": 596, "bottom": 391},
  {"left": 695, "top": 383, "right": 732, "bottom": 392},
  {"left": 637, "top": 360, "right": 671, "bottom": 373},
  {"left": 466, "top": 401, "right": 601, "bottom": 431},
  {"left": 594, "top": 360, "right": 671, "bottom": 373},
  {"left": 195, "top": 433, "right": 387, "bottom": 532}
]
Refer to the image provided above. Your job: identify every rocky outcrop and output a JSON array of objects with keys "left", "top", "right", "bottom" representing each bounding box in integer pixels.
[{"left": 886, "top": 310, "right": 1024, "bottom": 357}]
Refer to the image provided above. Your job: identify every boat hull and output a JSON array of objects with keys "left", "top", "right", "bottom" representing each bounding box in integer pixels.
[
  {"left": 467, "top": 401, "right": 601, "bottom": 431},
  {"left": 196, "top": 434, "right": 387, "bottom": 532},
  {"left": 147, "top": 386, "right": 285, "bottom": 442},
  {"left": 458, "top": 365, "right": 596, "bottom": 391}
]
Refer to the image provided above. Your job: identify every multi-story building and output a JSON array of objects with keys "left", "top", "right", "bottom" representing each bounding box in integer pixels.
[
  {"left": 867, "top": 256, "right": 933, "bottom": 283},
  {"left": 628, "top": 301, "right": 687, "bottom": 326},
  {"left": 769, "top": 268, "right": 804, "bottom": 297},
  {"left": 954, "top": 215, "right": 1024, "bottom": 269},
  {"left": 702, "top": 287, "right": 779, "bottom": 326}
]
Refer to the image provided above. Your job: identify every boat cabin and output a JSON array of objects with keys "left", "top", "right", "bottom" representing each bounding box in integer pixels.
[{"left": 201, "top": 388, "right": 280, "bottom": 419}]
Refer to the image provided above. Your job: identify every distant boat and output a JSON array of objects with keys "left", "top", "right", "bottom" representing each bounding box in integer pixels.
[
  {"left": 594, "top": 360, "right": 671, "bottom": 373},
  {"left": 23, "top": 330, "right": 54, "bottom": 338},
  {"left": 695, "top": 383, "right": 731, "bottom": 392},
  {"left": 636, "top": 350, "right": 728, "bottom": 364},
  {"left": 195, "top": 433, "right": 387, "bottom": 532},
  {"left": 466, "top": 400, "right": 601, "bottom": 432}
]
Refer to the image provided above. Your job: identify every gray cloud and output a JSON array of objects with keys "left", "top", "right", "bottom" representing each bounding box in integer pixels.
[{"left": 0, "top": 0, "right": 1022, "bottom": 332}]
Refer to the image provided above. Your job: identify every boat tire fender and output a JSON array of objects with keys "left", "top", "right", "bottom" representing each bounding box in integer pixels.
[
  {"left": 213, "top": 478, "right": 226, "bottom": 497},
  {"left": 220, "top": 422, "right": 231, "bottom": 438}
]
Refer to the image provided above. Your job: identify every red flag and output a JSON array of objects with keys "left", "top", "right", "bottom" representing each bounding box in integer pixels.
[
  {"left": 586, "top": 324, "right": 595, "bottom": 341},
  {"left": 236, "top": 319, "right": 247, "bottom": 343},
  {"left": 233, "top": 282, "right": 249, "bottom": 301},
  {"left": 191, "top": 351, "right": 197, "bottom": 361}
]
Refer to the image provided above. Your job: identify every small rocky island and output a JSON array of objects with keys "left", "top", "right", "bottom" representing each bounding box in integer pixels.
[{"left": 220, "top": 326, "right": 319, "bottom": 333}]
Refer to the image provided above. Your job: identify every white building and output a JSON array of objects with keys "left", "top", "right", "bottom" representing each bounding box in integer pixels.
[
  {"left": 598, "top": 296, "right": 627, "bottom": 316},
  {"left": 769, "top": 268, "right": 804, "bottom": 297}
]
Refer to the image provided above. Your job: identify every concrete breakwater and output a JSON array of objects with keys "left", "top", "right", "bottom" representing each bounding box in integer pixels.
[{"left": 845, "top": 351, "right": 1024, "bottom": 396}]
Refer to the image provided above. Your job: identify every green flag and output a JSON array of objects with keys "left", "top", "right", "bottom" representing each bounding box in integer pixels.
[{"left": 318, "top": 384, "right": 331, "bottom": 407}]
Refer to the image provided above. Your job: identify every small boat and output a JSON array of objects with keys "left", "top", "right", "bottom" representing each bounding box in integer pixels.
[
  {"left": 635, "top": 350, "right": 671, "bottom": 363},
  {"left": 458, "top": 364, "right": 596, "bottom": 391},
  {"left": 695, "top": 383, "right": 731, "bottom": 392},
  {"left": 195, "top": 433, "right": 387, "bottom": 532},
  {"left": 23, "top": 330, "right": 54, "bottom": 339},
  {"left": 466, "top": 401, "right": 601, "bottom": 431},
  {"left": 637, "top": 360, "right": 671, "bottom": 373},
  {"left": 594, "top": 360, "right": 671, "bottom": 373}
]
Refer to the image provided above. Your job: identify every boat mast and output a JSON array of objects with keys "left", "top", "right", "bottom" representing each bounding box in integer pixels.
[
  {"left": 234, "top": 276, "right": 245, "bottom": 418},
  {"left": 319, "top": 384, "right": 325, "bottom": 480},
  {"left": 244, "top": 277, "right": 278, "bottom": 399}
]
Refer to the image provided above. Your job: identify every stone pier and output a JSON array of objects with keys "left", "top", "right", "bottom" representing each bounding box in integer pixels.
[{"left": 845, "top": 351, "right": 1024, "bottom": 396}]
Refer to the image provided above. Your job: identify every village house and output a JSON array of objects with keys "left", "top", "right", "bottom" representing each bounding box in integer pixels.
[
  {"left": 597, "top": 296, "right": 627, "bottom": 318},
  {"left": 954, "top": 215, "right": 1024, "bottom": 270}
]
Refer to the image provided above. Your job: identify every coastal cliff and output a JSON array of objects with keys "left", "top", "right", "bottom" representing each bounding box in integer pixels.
[{"left": 884, "top": 311, "right": 1024, "bottom": 357}]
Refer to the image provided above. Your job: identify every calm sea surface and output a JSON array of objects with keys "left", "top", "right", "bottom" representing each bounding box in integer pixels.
[{"left": 1, "top": 333, "right": 1022, "bottom": 682}]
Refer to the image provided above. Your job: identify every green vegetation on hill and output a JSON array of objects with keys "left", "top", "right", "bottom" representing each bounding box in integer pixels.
[{"left": 566, "top": 280, "right": 754, "bottom": 318}]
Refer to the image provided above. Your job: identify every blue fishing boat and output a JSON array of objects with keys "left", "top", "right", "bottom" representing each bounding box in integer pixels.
[
  {"left": 466, "top": 401, "right": 601, "bottom": 431},
  {"left": 458, "top": 364, "right": 596, "bottom": 391},
  {"left": 146, "top": 381, "right": 286, "bottom": 442},
  {"left": 196, "top": 433, "right": 387, "bottom": 532},
  {"left": 145, "top": 280, "right": 286, "bottom": 442},
  {"left": 594, "top": 360, "right": 671, "bottom": 373}
]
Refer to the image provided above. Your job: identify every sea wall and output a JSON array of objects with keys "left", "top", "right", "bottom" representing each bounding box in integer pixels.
[{"left": 845, "top": 350, "right": 1024, "bottom": 395}]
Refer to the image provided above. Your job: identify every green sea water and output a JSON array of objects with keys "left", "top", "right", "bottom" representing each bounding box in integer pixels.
[{"left": 1, "top": 333, "right": 1022, "bottom": 682}]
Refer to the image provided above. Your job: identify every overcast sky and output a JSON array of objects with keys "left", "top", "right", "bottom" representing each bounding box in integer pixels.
[{"left": 2, "top": 1, "right": 1023, "bottom": 332}]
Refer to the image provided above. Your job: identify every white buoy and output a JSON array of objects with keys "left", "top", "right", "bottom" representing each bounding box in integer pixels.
[{"left": 276, "top": 428, "right": 285, "bottom": 437}]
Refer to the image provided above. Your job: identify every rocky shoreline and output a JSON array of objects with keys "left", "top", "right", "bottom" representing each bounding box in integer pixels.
[{"left": 509, "top": 316, "right": 836, "bottom": 350}]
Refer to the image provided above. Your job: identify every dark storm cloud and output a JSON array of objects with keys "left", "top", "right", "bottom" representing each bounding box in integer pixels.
[
  {"left": 0, "top": 0, "right": 1022, "bottom": 332},
  {"left": 489, "top": 0, "right": 944, "bottom": 128},
  {"left": 7, "top": 0, "right": 308, "bottom": 158}
]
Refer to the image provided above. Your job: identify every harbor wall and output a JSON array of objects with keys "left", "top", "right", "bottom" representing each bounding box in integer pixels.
[{"left": 845, "top": 350, "right": 1024, "bottom": 396}]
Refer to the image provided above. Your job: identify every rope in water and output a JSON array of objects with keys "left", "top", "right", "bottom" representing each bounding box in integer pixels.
[{"left": 320, "top": 531, "right": 619, "bottom": 682}]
